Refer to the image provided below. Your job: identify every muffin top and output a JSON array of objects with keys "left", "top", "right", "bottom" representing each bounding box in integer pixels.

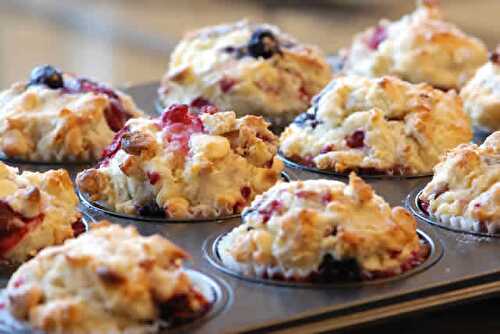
[
  {"left": 279, "top": 75, "right": 472, "bottom": 175},
  {"left": 6, "top": 222, "right": 210, "bottom": 334},
  {"left": 461, "top": 49, "right": 500, "bottom": 133},
  {"left": 0, "top": 65, "right": 143, "bottom": 162},
  {"left": 77, "top": 104, "right": 284, "bottom": 219},
  {"left": 420, "top": 131, "right": 499, "bottom": 233},
  {"left": 218, "top": 173, "right": 424, "bottom": 281},
  {"left": 341, "top": 0, "right": 488, "bottom": 90},
  {"left": 0, "top": 162, "right": 81, "bottom": 263},
  {"left": 159, "top": 20, "right": 332, "bottom": 126}
]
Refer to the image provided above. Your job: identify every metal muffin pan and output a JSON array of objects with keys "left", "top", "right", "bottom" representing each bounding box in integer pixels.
[{"left": 0, "top": 82, "right": 498, "bottom": 334}]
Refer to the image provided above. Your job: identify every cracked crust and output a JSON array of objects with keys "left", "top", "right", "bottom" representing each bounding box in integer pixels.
[
  {"left": 77, "top": 105, "right": 284, "bottom": 219},
  {"left": 461, "top": 48, "right": 500, "bottom": 133},
  {"left": 279, "top": 75, "right": 472, "bottom": 175},
  {"left": 6, "top": 223, "right": 210, "bottom": 334},
  {"left": 0, "top": 75, "right": 143, "bottom": 162},
  {"left": 0, "top": 162, "right": 81, "bottom": 263},
  {"left": 218, "top": 173, "right": 424, "bottom": 281},
  {"left": 158, "top": 20, "right": 332, "bottom": 126},
  {"left": 340, "top": 0, "right": 488, "bottom": 90},
  {"left": 420, "top": 131, "right": 500, "bottom": 233}
]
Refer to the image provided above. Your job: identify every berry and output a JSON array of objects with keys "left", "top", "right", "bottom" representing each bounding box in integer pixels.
[
  {"left": 29, "top": 65, "right": 64, "bottom": 89},
  {"left": 137, "top": 201, "right": 166, "bottom": 218},
  {"left": 345, "top": 130, "right": 365, "bottom": 149},
  {"left": 247, "top": 29, "right": 281, "bottom": 59},
  {"left": 367, "top": 25, "right": 387, "bottom": 50}
]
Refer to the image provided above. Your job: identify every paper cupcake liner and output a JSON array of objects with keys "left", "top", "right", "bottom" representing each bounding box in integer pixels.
[
  {"left": 215, "top": 230, "right": 432, "bottom": 284},
  {"left": 406, "top": 187, "right": 500, "bottom": 237}
]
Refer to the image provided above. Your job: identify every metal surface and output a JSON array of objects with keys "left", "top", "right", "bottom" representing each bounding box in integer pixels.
[{"left": 0, "top": 82, "right": 499, "bottom": 334}]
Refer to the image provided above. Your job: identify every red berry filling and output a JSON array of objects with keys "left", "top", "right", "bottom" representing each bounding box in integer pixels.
[
  {"left": 345, "top": 130, "right": 365, "bottom": 149},
  {"left": 64, "top": 78, "right": 133, "bottom": 132},
  {"left": 99, "top": 126, "right": 130, "bottom": 167},
  {"left": 0, "top": 201, "right": 44, "bottom": 256},
  {"left": 147, "top": 171, "right": 161, "bottom": 185},
  {"left": 258, "top": 199, "right": 284, "bottom": 223},
  {"left": 71, "top": 218, "right": 86, "bottom": 237},
  {"left": 366, "top": 25, "right": 387, "bottom": 50},
  {"left": 219, "top": 77, "right": 237, "bottom": 93},
  {"left": 158, "top": 289, "right": 212, "bottom": 327},
  {"left": 190, "top": 97, "right": 213, "bottom": 109},
  {"left": 161, "top": 104, "right": 204, "bottom": 156},
  {"left": 240, "top": 186, "right": 252, "bottom": 199}
]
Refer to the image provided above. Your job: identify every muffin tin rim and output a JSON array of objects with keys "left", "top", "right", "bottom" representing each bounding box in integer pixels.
[
  {"left": 202, "top": 227, "right": 443, "bottom": 289},
  {"left": 278, "top": 151, "right": 434, "bottom": 179}
]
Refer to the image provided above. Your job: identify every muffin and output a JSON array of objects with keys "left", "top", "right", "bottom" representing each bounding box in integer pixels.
[
  {"left": 158, "top": 20, "right": 332, "bottom": 127},
  {"left": 0, "top": 65, "right": 143, "bottom": 162},
  {"left": 0, "top": 161, "right": 83, "bottom": 264},
  {"left": 219, "top": 173, "right": 428, "bottom": 282},
  {"left": 461, "top": 49, "right": 500, "bottom": 133},
  {"left": 5, "top": 222, "right": 211, "bottom": 334},
  {"left": 279, "top": 75, "right": 472, "bottom": 175},
  {"left": 419, "top": 131, "right": 499, "bottom": 234},
  {"left": 77, "top": 104, "right": 284, "bottom": 219},
  {"left": 340, "top": 0, "right": 488, "bottom": 90}
]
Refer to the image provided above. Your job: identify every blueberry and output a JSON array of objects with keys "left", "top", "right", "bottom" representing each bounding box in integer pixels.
[
  {"left": 137, "top": 201, "right": 166, "bottom": 218},
  {"left": 247, "top": 29, "right": 281, "bottom": 59},
  {"left": 29, "top": 65, "right": 64, "bottom": 89}
]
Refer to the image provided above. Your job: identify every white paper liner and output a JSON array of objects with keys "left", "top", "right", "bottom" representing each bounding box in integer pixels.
[
  {"left": 217, "top": 232, "right": 423, "bottom": 281},
  {"left": 428, "top": 211, "right": 499, "bottom": 234}
]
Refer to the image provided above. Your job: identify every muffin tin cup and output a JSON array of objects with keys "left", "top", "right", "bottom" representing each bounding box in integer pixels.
[
  {"left": 406, "top": 186, "right": 500, "bottom": 238},
  {"left": 78, "top": 171, "right": 291, "bottom": 224},
  {"left": 278, "top": 152, "right": 433, "bottom": 179},
  {"left": 203, "top": 228, "right": 442, "bottom": 289},
  {"left": 0, "top": 212, "right": 95, "bottom": 287},
  {"left": 0, "top": 269, "right": 231, "bottom": 334}
]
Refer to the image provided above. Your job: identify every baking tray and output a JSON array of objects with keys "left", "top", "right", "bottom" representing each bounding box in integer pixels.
[{"left": 0, "top": 82, "right": 498, "bottom": 334}]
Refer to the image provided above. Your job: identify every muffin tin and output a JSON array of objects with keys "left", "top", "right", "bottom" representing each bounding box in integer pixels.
[{"left": 0, "top": 82, "right": 499, "bottom": 334}]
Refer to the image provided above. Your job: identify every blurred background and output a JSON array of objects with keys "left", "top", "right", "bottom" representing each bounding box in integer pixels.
[{"left": 0, "top": 0, "right": 498, "bottom": 88}]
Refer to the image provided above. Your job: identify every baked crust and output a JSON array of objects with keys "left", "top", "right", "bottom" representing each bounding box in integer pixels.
[
  {"left": 0, "top": 161, "right": 82, "bottom": 263},
  {"left": 6, "top": 222, "right": 210, "bottom": 334},
  {"left": 77, "top": 104, "right": 284, "bottom": 219},
  {"left": 420, "top": 131, "right": 499, "bottom": 233},
  {"left": 158, "top": 20, "right": 332, "bottom": 126},
  {"left": 341, "top": 0, "right": 488, "bottom": 90},
  {"left": 279, "top": 75, "right": 472, "bottom": 175},
  {"left": 461, "top": 49, "right": 500, "bottom": 133},
  {"left": 219, "top": 173, "right": 425, "bottom": 281},
  {"left": 0, "top": 73, "right": 143, "bottom": 162}
]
